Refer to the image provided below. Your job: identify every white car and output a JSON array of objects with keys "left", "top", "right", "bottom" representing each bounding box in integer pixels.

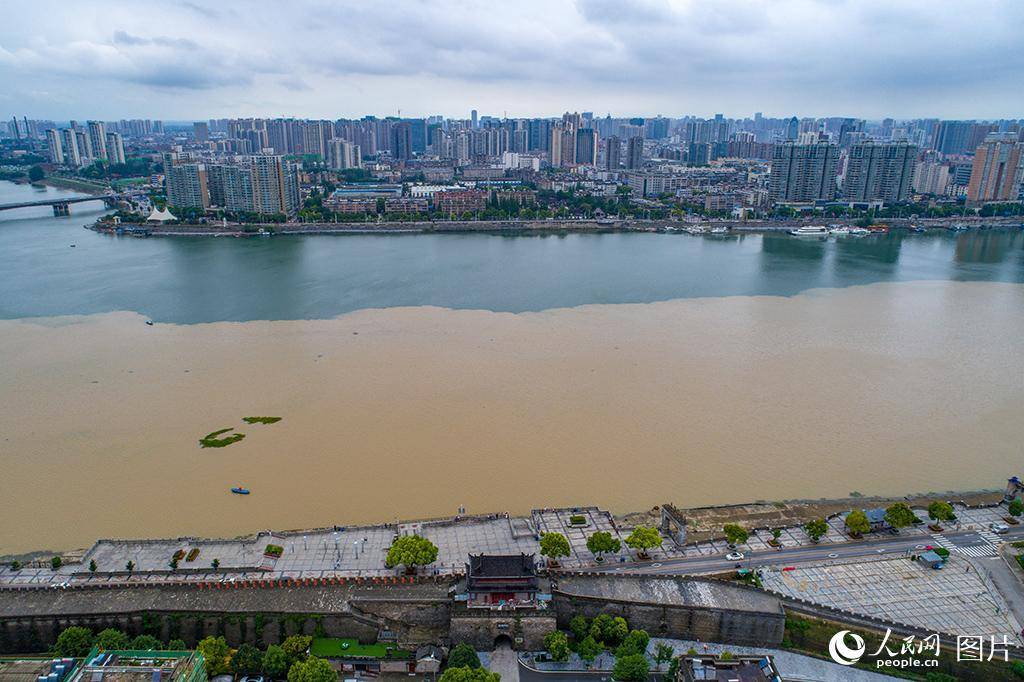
[
  {"left": 725, "top": 551, "right": 745, "bottom": 561},
  {"left": 990, "top": 522, "right": 1010, "bottom": 534}
]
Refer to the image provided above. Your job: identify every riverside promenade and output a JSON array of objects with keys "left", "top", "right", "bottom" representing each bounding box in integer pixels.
[{"left": 1, "top": 501, "right": 1016, "bottom": 590}]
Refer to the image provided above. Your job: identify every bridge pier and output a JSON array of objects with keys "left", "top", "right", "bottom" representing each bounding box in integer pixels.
[{"left": 52, "top": 202, "right": 70, "bottom": 217}]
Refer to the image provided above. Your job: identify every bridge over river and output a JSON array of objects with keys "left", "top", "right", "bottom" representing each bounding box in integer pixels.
[{"left": 0, "top": 194, "right": 122, "bottom": 216}]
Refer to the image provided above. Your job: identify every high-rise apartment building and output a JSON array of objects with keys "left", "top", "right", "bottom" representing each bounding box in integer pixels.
[
  {"left": 966, "top": 134, "right": 1023, "bottom": 204},
  {"left": 574, "top": 128, "right": 597, "bottom": 166},
  {"left": 166, "top": 163, "right": 210, "bottom": 209},
  {"left": 74, "top": 129, "right": 93, "bottom": 162},
  {"left": 604, "top": 136, "right": 621, "bottom": 170},
  {"left": 769, "top": 142, "right": 839, "bottom": 202},
  {"left": 46, "top": 128, "right": 64, "bottom": 165},
  {"left": 626, "top": 136, "right": 644, "bottom": 170},
  {"left": 105, "top": 132, "right": 126, "bottom": 165},
  {"left": 61, "top": 128, "right": 81, "bottom": 166},
  {"left": 251, "top": 155, "right": 299, "bottom": 216},
  {"left": 843, "top": 141, "right": 917, "bottom": 203},
  {"left": 87, "top": 121, "right": 107, "bottom": 161},
  {"left": 327, "top": 138, "right": 362, "bottom": 170},
  {"left": 392, "top": 123, "right": 412, "bottom": 160},
  {"left": 193, "top": 121, "right": 209, "bottom": 142},
  {"left": 934, "top": 120, "right": 975, "bottom": 156},
  {"left": 912, "top": 161, "right": 951, "bottom": 196}
]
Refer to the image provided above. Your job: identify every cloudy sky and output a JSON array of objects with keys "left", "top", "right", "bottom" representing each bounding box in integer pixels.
[{"left": 1, "top": 0, "right": 1022, "bottom": 121}]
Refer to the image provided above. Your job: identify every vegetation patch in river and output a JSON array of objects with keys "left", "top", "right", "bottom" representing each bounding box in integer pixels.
[
  {"left": 199, "top": 428, "right": 246, "bottom": 448},
  {"left": 242, "top": 416, "right": 282, "bottom": 424}
]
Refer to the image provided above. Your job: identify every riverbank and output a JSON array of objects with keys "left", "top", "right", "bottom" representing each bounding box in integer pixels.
[
  {"left": 88, "top": 214, "right": 1024, "bottom": 237},
  {"left": 2, "top": 280, "right": 1022, "bottom": 554}
]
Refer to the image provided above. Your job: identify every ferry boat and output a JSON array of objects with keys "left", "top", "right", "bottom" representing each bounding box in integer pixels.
[
  {"left": 788, "top": 226, "right": 829, "bottom": 237},
  {"left": 848, "top": 226, "right": 871, "bottom": 236},
  {"left": 829, "top": 225, "right": 851, "bottom": 236},
  {"left": 949, "top": 223, "right": 968, "bottom": 232},
  {"left": 709, "top": 226, "right": 729, "bottom": 235},
  {"left": 231, "top": 487, "right": 250, "bottom": 495}
]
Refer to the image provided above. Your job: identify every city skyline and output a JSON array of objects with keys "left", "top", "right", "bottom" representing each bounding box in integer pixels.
[{"left": 1, "top": 1, "right": 1023, "bottom": 121}]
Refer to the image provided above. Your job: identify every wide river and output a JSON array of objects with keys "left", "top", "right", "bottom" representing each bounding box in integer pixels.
[{"left": 1, "top": 180, "right": 1023, "bottom": 554}]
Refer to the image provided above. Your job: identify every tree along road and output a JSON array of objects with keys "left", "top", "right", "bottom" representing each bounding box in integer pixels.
[{"left": 585, "top": 527, "right": 1024, "bottom": 576}]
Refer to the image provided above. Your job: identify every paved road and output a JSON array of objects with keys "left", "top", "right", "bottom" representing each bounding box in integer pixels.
[{"left": 588, "top": 527, "right": 1024, "bottom": 576}]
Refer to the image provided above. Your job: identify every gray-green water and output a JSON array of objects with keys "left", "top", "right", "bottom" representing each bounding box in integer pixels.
[{"left": 1, "top": 180, "right": 1023, "bottom": 323}]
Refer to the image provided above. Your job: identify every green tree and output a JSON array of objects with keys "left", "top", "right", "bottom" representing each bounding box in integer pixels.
[
  {"left": 51, "top": 556, "right": 62, "bottom": 570},
  {"left": 586, "top": 531, "right": 621, "bottom": 560},
  {"left": 577, "top": 636, "right": 603, "bottom": 664},
  {"left": 624, "top": 526, "right": 662, "bottom": 557},
  {"left": 539, "top": 532, "right": 571, "bottom": 564},
  {"left": 1009, "top": 499, "right": 1024, "bottom": 517},
  {"left": 927, "top": 501, "right": 956, "bottom": 523},
  {"left": 54, "top": 627, "right": 94, "bottom": 657},
  {"left": 287, "top": 656, "right": 337, "bottom": 682},
  {"left": 723, "top": 524, "right": 749, "bottom": 547},
  {"left": 211, "top": 558, "right": 220, "bottom": 569},
  {"left": 198, "top": 636, "right": 232, "bottom": 676},
  {"left": 263, "top": 645, "right": 290, "bottom": 677},
  {"left": 95, "top": 628, "right": 130, "bottom": 650},
  {"left": 654, "top": 643, "right": 674, "bottom": 666},
  {"left": 447, "top": 643, "right": 481, "bottom": 669},
  {"left": 167, "top": 639, "right": 188, "bottom": 651},
  {"left": 885, "top": 503, "right": 917, "bottom": 529},
  {"left": 10, "top": 561, "right": 20, "bottom": 571},
  {"left": 28, "top": 165, "right": 45, "bottom": 182},
  {"left": 845, "top": 510, "right": 870, "bottom": 536},
  {"left": 590, "top": 614, "right": 629, "bottom": 646},
  {"left": 612, "top": 654, "right": 650, "bottom": 682},
  {"left": 281, "top": 635, "right": 313, "bottom": 662},
  {"left": 126, "top": 560, "right": 135, "bottom": 573},
  {"left": 384, "top": 535, "right": 439, "bottom": 572},
  {"left": 89, "top": 559, "right": 97, "bottom": 572},
  {"left": 232, "top": 643, "right": 265, "bottom": 674},
  {"left": 131, "top": 634, "right": 162, "bottom": 650},
  {"left": 438, "top": 668, "right": 499, "bottom": 682},
  {"left": 615, "top": 630, "right": 650, "bottom": 658},
  {"left": 544, "top": 631, "right": 570, "bottom": 662},
  {"left": 569, "top": 615, "right": 590, "bottom": 641},
  {"left": 804, "top": 518, "right": 828, "bottom": 543}
]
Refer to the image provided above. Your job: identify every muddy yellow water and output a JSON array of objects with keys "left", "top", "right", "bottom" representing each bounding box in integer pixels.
[{"left": 2, "top": 280, "right": 1023, "bottom": 555}]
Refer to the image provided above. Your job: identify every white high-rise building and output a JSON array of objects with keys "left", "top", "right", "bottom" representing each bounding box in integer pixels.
[
  {"left": 87, "top": 121, "right": 108, "bottom": 161},
  {"left": 46, "top": 128, "right": 64, "bottom": 165},
  {"left": 327, "top": 138, "right": 362, "bottom": 170},
  {"left": 61, "top": 128, "right": 82, "bottom": 166},
  {"left": 105, "top": 132, "right": 126, "bottom": 165}
]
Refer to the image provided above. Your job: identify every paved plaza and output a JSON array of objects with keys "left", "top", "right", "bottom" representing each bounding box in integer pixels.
[
  {"left": 761, "top": 555, "right": 1023, "bottom": 641},
  {"left": 1, "top": 500, "right": 1018, "bottom": 595}
]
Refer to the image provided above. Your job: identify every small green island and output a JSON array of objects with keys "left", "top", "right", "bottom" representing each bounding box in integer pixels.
[
  {"left": 199, "top": 428, "right": 246, "bottom": 448},
  {"left": 243, "top": 416, "right": 282, "bottom": 424}
]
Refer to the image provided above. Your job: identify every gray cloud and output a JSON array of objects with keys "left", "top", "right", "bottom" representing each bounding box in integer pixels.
[{"left": 0, "top": 0, "right": 1021, "bottom": 120}]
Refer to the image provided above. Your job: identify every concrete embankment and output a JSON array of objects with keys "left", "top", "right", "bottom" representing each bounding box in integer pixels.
[{"left": 89, "top": 215, "right": 1024, "bottom": 237}]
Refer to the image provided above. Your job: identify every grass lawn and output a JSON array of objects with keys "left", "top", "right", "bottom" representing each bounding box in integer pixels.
[{"left": 310, "top": 638, "right": 411, "bottom": 660}]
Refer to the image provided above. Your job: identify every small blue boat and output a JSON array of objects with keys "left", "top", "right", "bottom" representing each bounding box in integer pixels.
[{"left": 231, "top": 487, "right": 250, "bottom": 495}]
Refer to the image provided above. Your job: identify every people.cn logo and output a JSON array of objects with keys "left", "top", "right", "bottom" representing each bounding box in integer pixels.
[{"left": 829, "top": 630, "right": 866, "bottom": 666}]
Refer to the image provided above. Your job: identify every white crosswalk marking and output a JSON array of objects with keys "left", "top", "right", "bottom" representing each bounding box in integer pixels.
[
  {"left": 978, "top": 530, "right": 1004, "bottom": 546},
  {"left": 955, "top": 544, "right": 997, "bottom": 558},
  {"left": 930, "top": 533, "right": 956, "bottom": 549}
]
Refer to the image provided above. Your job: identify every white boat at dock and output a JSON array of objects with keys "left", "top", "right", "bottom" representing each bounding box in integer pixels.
[{"left": 788, "top": 225, "right": 829, "bottom": 237}]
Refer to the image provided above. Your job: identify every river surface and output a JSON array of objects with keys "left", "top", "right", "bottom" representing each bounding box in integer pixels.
[{"left": 1, "top": 180, "right": 1023, "bottom": 554}]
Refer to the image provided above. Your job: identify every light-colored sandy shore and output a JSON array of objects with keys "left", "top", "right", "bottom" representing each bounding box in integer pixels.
[{"left": 1, "top": 280, "right": 1023, "bottom": 555}]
